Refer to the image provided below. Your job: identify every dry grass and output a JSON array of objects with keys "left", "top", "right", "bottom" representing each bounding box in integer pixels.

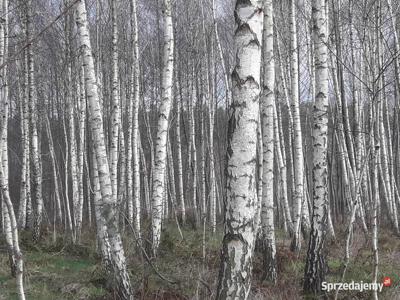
[{"left": 0, "top": 222, "right": 399, "bottom": 299}]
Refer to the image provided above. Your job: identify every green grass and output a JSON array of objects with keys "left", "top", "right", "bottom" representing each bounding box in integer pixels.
[{"left": 0, "top": 233, "right": 106, "bottom": 300}]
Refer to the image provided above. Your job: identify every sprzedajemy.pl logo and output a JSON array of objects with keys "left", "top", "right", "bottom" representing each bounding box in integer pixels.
[{"left": 322, "top": 276, "right": 395, "bottom": 293}]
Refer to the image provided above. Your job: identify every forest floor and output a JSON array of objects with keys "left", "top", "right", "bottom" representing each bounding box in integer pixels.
[{"left": 0, "top": 222, "right": 399, "bottom": 299}]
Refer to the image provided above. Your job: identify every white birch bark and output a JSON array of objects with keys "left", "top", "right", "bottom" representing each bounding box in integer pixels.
[
  {"left": 304, "top": 0, "right": 329, "bottom": 292},
  {"left": 69, "top": 82, "right": 79, "bottom": 241},
  {"left": 18, "top": 54, "right": 29, "bottom": 229},
  {"left": 110, "top": 0, "right": 119, "bottom": 199},
  {"left": 261, "top": 0, "right": 276, "bottom": 283},
  {"left": 45, "top": 116, "right": 63, "bottom": 226},
  {"left": 175, "top": 83, "right": 185, "bottom": 224},
  {"left": 216, "top": 1, "right": 263, "bottom": 298},
  {"left": 78, "top": 65, "right": 86, "bottom": 233},
  {"left": 273, "top": 101, "right": 292, "bottom": 233},
  {"left": 131, "top": 0, "right": 141, "bottom": 239},
  {"left": 209, "top": 0, "right": 218, "bottom": 233},
  {"left": 0, "top": 1, "right": 25, "bottom": 295},
  {"left": 75, "top": 1, "right": 133, "bottom": 298},
  {"left": 189, "top": 80, "right": 199, "bottom": 226},
  {"left": 151, "top": 0, "right": 174, "bottom": 254},
  {"left": 371, "top": 105, "right": 379, "bottom": 300},
  {"left": 212, "top": 0, "right": 231, "bottom": 109},
  {"left": 26, "top": 0, "right": 43, "bottom": 242},
  {"left": 289, "top": 0, "right": 305, "bottom": 252},
  {"left": 91, "top": 142, "right": 111, "bottom": 269},
  {"left": 62, "top": 114, "right": 74, "bottom": 236}
]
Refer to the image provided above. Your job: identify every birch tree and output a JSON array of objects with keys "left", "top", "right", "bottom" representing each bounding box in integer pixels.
[
  {"left": 131, "top": 0, "right": 141, "bottom": 238},
  {"left": 261, "top": 0, "right": 277, "bottom": 284},
  {"left": 0, "top": 0, "right": 25, "bottom": 296},
  {"left": 289, "top": 0, "right": 305, "bottom": 252},
  {"left": 110, "top": 0, "right": 120, "bottom": 201},
  {"left": 304, "top": 0, "right": 329, "bottom": 293},
  {"left": 216, "top": 0, "right": 263, "bottom": 298},
  {"left": 151, "top": 0, "right": 174, "bottom": 254},
  {"left": 75, "top": 0, "right": 133, "bottom": 297},
  {"left": 26, "top": 0, "right": 44, "bottom": 242},
  {"left": 175, "top": 78, "right": 185, "bottom": 224}
]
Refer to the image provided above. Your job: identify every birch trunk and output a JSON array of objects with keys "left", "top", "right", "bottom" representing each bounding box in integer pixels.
[
  {"left": 216, "top": 1, "right": 263, "bottom": 298},
  {"left": 209, "top": 0, "right": 217, "bottom": 233},
  {"left": 110, "top": 0, "right": 119, "bottom": 199},
  {"left": 69, "top": 80, "right": 79, "bottom": 241},
  {"left": 78, "top": 65, "right": 86, "bottom": 233},
  {"left": 44, "top": 116, "right": 63, "bottom": 228},
  {"left": 304, "top": 0, "right": 329, "bottom": 293},
  {"left": 371, "top": 105, "right": 379, "bottom": 300},
  {"left": 131, "top": 0, "right": 141, "bottom": 239},
  {"left": 27, "top": 0, "right": 43, "bottom": 242},
  {"left": 18, "top": 54, "right": 30, "bottom": 229},
  {"left": 75, "top": 1, "right": 133, "bottom": 297},
  {"left": 175, "top": 82, "right": 185, "bottom": 224},
  {"left": 151, "top": 0, "right": 174, "bottom": 254},
  {"left": 0, "top": 0, "right": 25, "bottom": 295},
  {"left": 289, "top": 0, "right": 305, "bottom": 252},
  {"left": 261, "top": 0, "right": 276, "bottom": 283},
  {"left": 62, "top": 114, "right": 73, "bottom": 235},
  {"left": 212, "top": 0, "right": 231, "bottom": 109},
  {"left": 189, "top": 80, "right": 199, "bottom": 226},
  {"left": 273, "top": 101, "right": 292, "bottom": 233}
]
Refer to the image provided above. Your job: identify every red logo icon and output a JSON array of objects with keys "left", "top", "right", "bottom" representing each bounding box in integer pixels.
[{"left": 383, "top": 276, "right": 392, "bottom": 287}]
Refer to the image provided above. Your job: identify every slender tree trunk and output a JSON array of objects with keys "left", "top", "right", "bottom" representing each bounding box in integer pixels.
[
  {"left": 75, "top": 1, "right": 133, "bottom": 297},
  {"left": 26, "top": 0, "right": 44, "bottom": 242},
  {"left": 189, "top": 78, "right": 199, "bottom": 227},
  {"left": 209, "top": 0, "right": 218, "bottom": 233},
  {"left": 150, "top": 0, "right": 174, "bottom": 255},
  {"left": 304, "top": 0, "right": 329, "bottom": 293},
  {"left": 45, "top": 116, "right": 63, "bottom": 229},
  {"left": 261, "top": 0, "right": 277, "bottom": 283},
  {"left": 78, "top": 65, "right": 86, "bottom": 235},
  {"left": 0, "top": 1, "right": 25, "bottom": 295},
  {"left": 18, "top": 53, "right": 30, "bottom": 229},
  {"left": 69, "top": 78, "right": 79, "bottom": 241},
  {"left": 131, "top": 0, "right": 141, "bottom": 239},
  {"left": 110, "top": 0, "right": 120, "bottom": 200},
  {"left": 212, "top": 0, "right": 231, "bottom": 109},
  {"left": 273, "top": 101, "right": 292, "bottom": 233},
  {"left": 289, "top": 0, "right": 305, "bottom": 252},
  {"left": 175, "top": 79, "right": 185, "bottom": 224},
  {"left": 371, "top": 104, "right": 379, "bottom": 300},
  {"left": 62, "top": 114, "right": 73, "bottom": 236}
]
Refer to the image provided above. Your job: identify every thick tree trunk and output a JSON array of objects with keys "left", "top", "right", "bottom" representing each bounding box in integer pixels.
[{"left": 216, "top": 1, "right": 263, "bottom": 298}]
